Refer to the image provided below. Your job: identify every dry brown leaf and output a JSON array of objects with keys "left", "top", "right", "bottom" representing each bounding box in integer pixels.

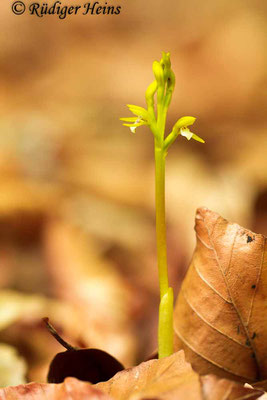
[
  {"left": 0, "top": 351, "right": 263, "bottom": 399},
  {"left": 0, "top": 377, "right": 111, "bottom": 399},
  {"left": 174, "top": 207, "right": 267, "bottom": 383},
  {"left": 95, "top": 350, "right": 202, "bottom": 400},
  {"left": 96, "top": 350, "right": 263, "bottom": 400},
  {"left": 201, "top": 375, "right": 262, "bottom": 400}
]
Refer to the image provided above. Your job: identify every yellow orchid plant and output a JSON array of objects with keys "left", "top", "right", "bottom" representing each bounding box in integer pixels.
[{"left": 120, "top": 52, "right": 205, "bottom": 359}]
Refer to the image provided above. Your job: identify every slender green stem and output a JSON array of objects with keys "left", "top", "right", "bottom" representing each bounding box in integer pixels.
[
  {"left": 158, "top": 288, "right": 173, "bottom": 358},
  {"left": 155, "top": 146, "right": 168, "bottom": 298},
  {"left": 155, "top": 144, "right": 174, "bottom": 359}
]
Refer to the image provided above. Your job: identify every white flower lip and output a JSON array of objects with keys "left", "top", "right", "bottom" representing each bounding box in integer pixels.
[{"left": 180, "top": 128, "right": 193, "bottom": 141}]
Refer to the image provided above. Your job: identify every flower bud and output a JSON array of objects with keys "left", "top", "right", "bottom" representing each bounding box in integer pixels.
[
  {"left": 160, "top": 52, "right": 171, "bottom": 80},
  {"left": 145, "top": 80, "right": 157, "bottom": 107},
  {"left": 164, "top": 70, "right": 176, "bottom": 109},
  {"left": 167, "top": 70, "right": 175, "bottom": 92},
  {"left": 152, "top": 61, "right": 164, "bottom": 85},
  {"left": 161, "top": 52, "right": 171, "bottom": 70}
]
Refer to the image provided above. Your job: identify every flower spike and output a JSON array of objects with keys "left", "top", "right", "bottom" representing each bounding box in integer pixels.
[{"left": 120, "top": 52, "right": 206, "bottom": 360}]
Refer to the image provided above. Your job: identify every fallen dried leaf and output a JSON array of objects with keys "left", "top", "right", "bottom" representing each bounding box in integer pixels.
[
  {"left": 0, "top": 377, "right": 111, "bottom": 399},
  {"left": 96, "top": 350, "right": 263, "bottom": 400},
  {"left": 174, "top": 207, "right": 267, "bottom": 383},
  {"left": 201, "top": 375, "right": 262, "bottom": 400},
  {"left": 96, "top": 350, "right": 202, "bottom": 400},
  {"left": 0, "top": 351, "right": 263, "bottom": 399}
]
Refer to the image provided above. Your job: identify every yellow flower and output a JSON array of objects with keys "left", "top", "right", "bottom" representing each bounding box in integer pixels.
[
  {"left": 173, "top": 116, "right": 205, "bottom": 143},
  {"left": 120, "top": 104, "right": 149, "bottom": 133},
  {"left": 164, "top": 116, "right": 205, "bottom": 150}
]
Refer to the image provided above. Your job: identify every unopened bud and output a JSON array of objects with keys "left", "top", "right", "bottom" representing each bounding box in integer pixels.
[
  {"left": 160, "top": 52, "right": 171, "bottom": 80},
  {"left": 161, "top": 52, "right": 171, "bottom": 70},
  {"left": 152, "top": 61, "right": 164, "bottom": 85},
  {"left": 145, "top": 80, "right": 157, "bottom": 107}
]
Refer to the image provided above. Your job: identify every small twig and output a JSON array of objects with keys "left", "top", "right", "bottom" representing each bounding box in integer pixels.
[{"left": 42, "top": 317, "right": 77, "bottom": 351}]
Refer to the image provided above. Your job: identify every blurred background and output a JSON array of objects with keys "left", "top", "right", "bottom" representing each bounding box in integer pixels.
[{"left": 0, "top": 0, "right": 266, "bottom": 386}]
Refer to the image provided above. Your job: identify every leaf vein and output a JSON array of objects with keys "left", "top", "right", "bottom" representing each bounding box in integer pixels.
[
  {"left": 196, "top": 233, "right": 213, "bottom": 250},
  {"left": 174, "top": 327, "right": 254, "bottom": 381},
  {"left": 193, "top": 263, "right": 232, "bottom": 304},
  {"left": 246, "top": 236, "right": 266, "bottom": 326},
  {"left": 182, "top": 290, "right": 248, "bottom": 348}
]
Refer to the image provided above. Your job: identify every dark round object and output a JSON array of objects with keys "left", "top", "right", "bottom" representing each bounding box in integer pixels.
[{"left": 48, "top": 348, "right": 124, "bottom": 384}]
